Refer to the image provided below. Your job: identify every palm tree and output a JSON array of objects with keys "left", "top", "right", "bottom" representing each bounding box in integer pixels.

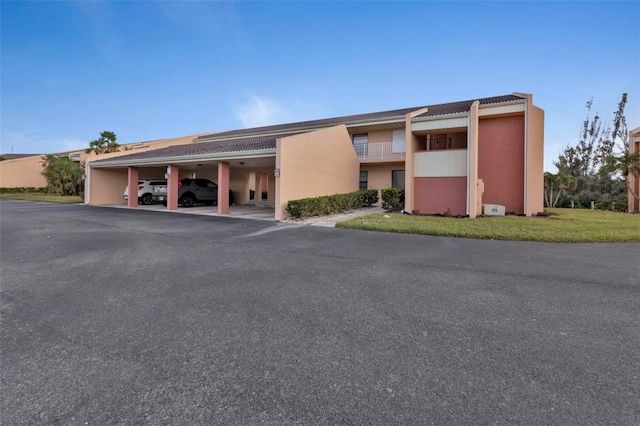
[
  {"left": 544, "top": 172, "right": 556, "bottom": 208},
  {"left": 41, "top": 155, "right": 84, "bottom": 195},
  {"left": 544, "top": 172, "right": 578, "bottom": 208},
  {"left": 86, "top": 131, "right": 120, "bottom": 155}
]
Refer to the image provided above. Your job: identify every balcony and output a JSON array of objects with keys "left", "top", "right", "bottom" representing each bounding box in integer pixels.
[
  {"left": 354, "top": 142, "right": 406, "bottom": 162},
  {"left": 414, "top": 149, "right": 467, "bottom": 177}
]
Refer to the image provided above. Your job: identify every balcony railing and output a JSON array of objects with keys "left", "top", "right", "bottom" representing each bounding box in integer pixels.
[{"left": 354, "top": 142, "right": 405, "bottom": 161}]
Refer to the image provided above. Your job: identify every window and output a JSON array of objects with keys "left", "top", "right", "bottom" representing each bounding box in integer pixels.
[
  {"left": 392, "top": 170, "right": 405, "bottom": 189},
  {"left": 353, "top": 134, "right": 368, "bottom": 156},
  {"left": 392, "top": 130, "right": 405, "bottom": 153},
  {"left": 359, "top": 171, "right": 368, "bottom": 190}
]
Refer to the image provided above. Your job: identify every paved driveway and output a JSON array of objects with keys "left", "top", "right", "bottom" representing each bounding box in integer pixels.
[{"left": 1, "top": 199, "right": 639, "bottom": 425}]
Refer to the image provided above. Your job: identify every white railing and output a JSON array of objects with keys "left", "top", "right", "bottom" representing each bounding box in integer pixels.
[{"left": 354, "top": 142, "right": 405, "bottom": 161}]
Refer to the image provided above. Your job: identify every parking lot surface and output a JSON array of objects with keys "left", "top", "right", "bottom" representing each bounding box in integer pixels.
[{"left": 1, "top": 199, "right": 639, "bottom": 425}]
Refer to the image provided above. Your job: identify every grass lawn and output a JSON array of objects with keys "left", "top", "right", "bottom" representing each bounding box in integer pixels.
[
  {"left": 0, "top": 193, "right": 84, "bottom": 204},
  {"left": 336, "top": 208, "right": 640, "bottom": 243}
]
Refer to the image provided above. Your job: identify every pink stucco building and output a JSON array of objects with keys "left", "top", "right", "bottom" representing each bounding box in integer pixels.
[{"left": 81, "top": 92, "right": 545, "bottom": 220}]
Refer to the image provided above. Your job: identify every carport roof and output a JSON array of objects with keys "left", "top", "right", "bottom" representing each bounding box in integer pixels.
[{"left": 89, "top": 133, "right": 296, "bottom": 167}]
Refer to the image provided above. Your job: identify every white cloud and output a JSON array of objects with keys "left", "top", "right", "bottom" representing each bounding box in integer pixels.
[{"left": 234, "top": 95, "right": 290, "bottom": 128}]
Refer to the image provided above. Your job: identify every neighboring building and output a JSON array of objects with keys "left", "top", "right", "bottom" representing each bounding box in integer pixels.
[
  {"left": 88, "top": 92, "right": 544, "bottom": 221},
  {"left": 0, "top": 154, "right": 48, "bottom": 188},
  {"left": 629, "top": 127, "right": 640, "bottom": 213},
  {"left": 0, "top": 135, "right": 205, "bottom": 190}
]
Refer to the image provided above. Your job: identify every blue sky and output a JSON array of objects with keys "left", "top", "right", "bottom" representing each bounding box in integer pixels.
[{"left": 2, "top": 1, "right": 638, "bottom": 172}]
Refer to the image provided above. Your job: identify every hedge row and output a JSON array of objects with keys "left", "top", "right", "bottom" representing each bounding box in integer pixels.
[
  {"left": 286, "top": 189, "right": 379, "bottom": 218},
  {"left": 381, "top": 187, "right": 405, "bottom": 212},
  {"left": 0, "top": 187, "right": 47, "bottom": 194}
]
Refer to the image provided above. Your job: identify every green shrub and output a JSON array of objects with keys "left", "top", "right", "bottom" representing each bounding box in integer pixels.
[
  {"left": 381, "top": 187, "right": 404, "bottom": 212},
  {"left": 0, "top": 187, "right": 46, "bottom": 194},
  {"left": 595, "top": 192, "right": 629, "bottom": 212},
  {"left": 286, "top": 189, "right": 378, "bottom": 218}
]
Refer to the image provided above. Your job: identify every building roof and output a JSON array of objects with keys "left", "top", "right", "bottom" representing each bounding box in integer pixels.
[
  {"left": 195, "top": 105, "right": 428, "bottom": 142},
  {"left": 90, "top": 133, "right": 296, "bottom": 165},
  {"left": 414, "top": 94, "right": 525, "bottom": 118},
  {"left": 0, "top": 153, "right": 42, "bottom": 160},
  {"left": 90, "top": 93, "right": 527, "bottom": 166}
]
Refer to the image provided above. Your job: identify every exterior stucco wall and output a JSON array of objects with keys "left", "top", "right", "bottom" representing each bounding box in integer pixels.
[
  {"left": 414, "top": 177, "right": 467, "bottom": 215},
  {"left": 0, "top": 155, "right": 47, "bottom": 188},
  {"left": 366, "top": 130, "right": 394, "bottom": 144},
  {"left": 88, "top": 168, "right": 128, "bottom": 205},
  {"left": 137, "top": 167, "right": 167, "bottom": 180},
  {"left": 478, "top": 114, "right": 525, "bottom": 214},
  {"left": 526, "top": 105, "right": 545, "bottom": 215},
  {"left": 275, "top": 125, "right": 359, "bottom": 220},
  {"left": 360, "top": 163, "right": 404, "bottom": 192}
]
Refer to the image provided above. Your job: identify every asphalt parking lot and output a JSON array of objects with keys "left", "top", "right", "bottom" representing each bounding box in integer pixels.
[{"left": 1, "top": 199, "right": 639, "bottom": 425}]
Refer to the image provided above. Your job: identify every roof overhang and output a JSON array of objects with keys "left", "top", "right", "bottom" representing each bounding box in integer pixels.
[{"left": 89, "top": 148, "right": 276, "bottom": 168}]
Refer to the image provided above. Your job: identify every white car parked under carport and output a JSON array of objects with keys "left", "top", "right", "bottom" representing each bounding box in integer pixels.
[{"left": 123, "top": 179, "right": 167, "bottom": 205}]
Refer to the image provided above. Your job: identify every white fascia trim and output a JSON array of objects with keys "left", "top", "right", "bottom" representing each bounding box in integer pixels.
[
  {"left": 88, "top": 149, "right": 277, "bottom": 168},
  {"left": 411, "top": 112, "right": 469, "bottom": 124},
  {"left": 410, "top": 100, "right": 526, "bottom": 123}
]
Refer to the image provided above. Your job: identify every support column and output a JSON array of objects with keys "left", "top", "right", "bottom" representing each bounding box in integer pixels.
[
  {"left": 127, "top": 167, "right": 139, "bottom": 207},
  {"left": 404, "top": 108, "right": 429, "bottom": 213},
  {"left": 167, "top": 165, "right": 179, "bottom": 210},
  {"left": 468, "top": 101, "right": 480, "bottom": 218},
  {"left": 217, "top": 161, "right": 230, "bottom": 214},
  {"left": 255, "top": 172, "right": 263, "bottom": 206}
]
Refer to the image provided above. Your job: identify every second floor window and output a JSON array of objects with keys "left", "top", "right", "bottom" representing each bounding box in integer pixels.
[{"left": 353, "top": 134, "right": 368, "bottom": 156}]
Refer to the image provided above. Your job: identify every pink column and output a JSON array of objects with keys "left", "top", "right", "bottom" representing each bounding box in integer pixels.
[
  {"left": 127, "top": 167, "right": 139, "bottom": 207},
  {"left": 167, "top": 165, "right": 179, "bottom": 210},
  {"left": 217, "top": 161, "right": 230, "bottom": 214}
]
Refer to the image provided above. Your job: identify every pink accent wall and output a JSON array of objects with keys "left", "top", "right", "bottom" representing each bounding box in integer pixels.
[
  {"left": 478, "top": 115, "right": 525, "bottom": 214},
  {"left": 414, "top": 177, "right": 467, "bottom": 215}
]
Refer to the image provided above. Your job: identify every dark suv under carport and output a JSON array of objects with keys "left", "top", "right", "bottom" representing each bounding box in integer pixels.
[{"left": 152, "top": 178, "right": 234, "bottom": 207}]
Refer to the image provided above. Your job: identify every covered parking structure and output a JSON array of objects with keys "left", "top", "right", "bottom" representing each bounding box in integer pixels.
[{"left": 86, "top": 125, "right": 360, "bottom": 220}]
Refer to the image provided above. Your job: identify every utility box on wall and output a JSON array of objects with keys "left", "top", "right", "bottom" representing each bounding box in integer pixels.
[{"left": 483, "top": 204, "right": 505, "bottom": 216}]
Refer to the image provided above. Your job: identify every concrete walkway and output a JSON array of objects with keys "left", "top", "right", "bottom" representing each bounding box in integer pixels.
[
  {"left": 283, "top": 204, "right": 385, "bottom": 227},
  {"left": 98, "top": 203, "right": 384, "bottom": 227}
]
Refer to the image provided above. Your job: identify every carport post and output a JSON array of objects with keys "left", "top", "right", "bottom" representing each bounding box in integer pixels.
[
  {"left": 127, "top": 167, "right": 139, "bottom": 208},
  {"left": 217, "top": 161, "right": 230, "bottom": 214},
  {"left": 167, "top": 165, "right": 179, "bottom": 210}
]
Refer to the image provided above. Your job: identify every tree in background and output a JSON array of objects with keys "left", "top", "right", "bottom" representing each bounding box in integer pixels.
[
  {"left": 599, "top": 95, "right": 640, "bottom": 204},
  {"left": 553, "top": 93, "right": 630, "bottom": 210},
  {"left": 86, "top": 131, "right": 120, "bottom": 155},
  {"left": 544, "top": 172, "right": 578, "bottom": 207},
  {"left": 41, "top": 154, "right": 84, "bottom": 196}
]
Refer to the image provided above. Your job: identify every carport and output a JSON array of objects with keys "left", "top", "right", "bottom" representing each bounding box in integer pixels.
[
  {"left": 87, "top": 134, "right": 280, "bottom": 216},
  {"left": 86, "top": 125, "right": 360, "bottom": 220}
]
